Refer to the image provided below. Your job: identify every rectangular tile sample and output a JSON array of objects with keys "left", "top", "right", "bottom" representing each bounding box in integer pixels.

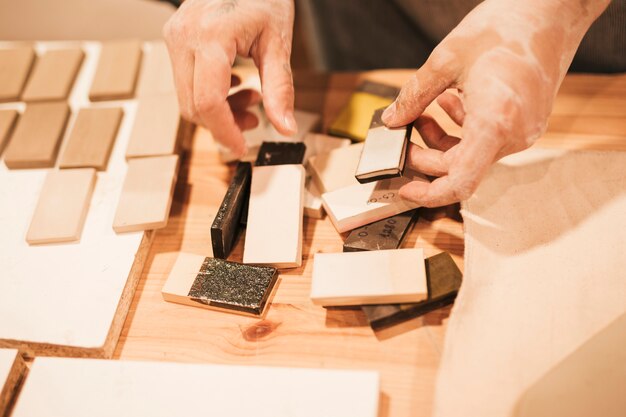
[
  {"left": 211, "top": 162, "right": 251, "bottom": 259},
  {"left": 266, "top": 109, "right": 320, "bottom": 142},
  {"left": 0, "top": 349, "right": 25, "bottom": 416},
  {"left": 89, "top": 40, "right": 143, "bottom": 101},
  {"left": 243, "top": 164, "right": 305, "bottom": 268},
  {"left": 3, "top": 102, "right": 70, "bottom": 169},
  {"left": 355, "top": 107, "right": 412, "bottom": 183},
  {"left": 136, "top": 41, "right": 175, "bottom": 96},
  {"left": 329, "top": 81, "right": 399, "bottom": 141},
  {"left": 59, "top": 107, "right": 123, "bottom": 170},
  {"left": 0, "top": 46, "right": 35, "bottom": 102},
  {"left": 21, "top": 48, "right": 84, "bottom": 102},
  {"left": 255, "top": 141, "right": 306, "bottom": 166},
  {"left": 162, "top": 253, "right": 278, "bottom": 316},
  {"left": 304, "top": 175, "right": 324, "bottom": 219},
  {"left": 26, "top": 168, "right": 96, "bottom": 245},
  {"left": 362, "top": 252, "right": 463, "bottom": 329},
  {"left": 303, "top": 133, "right": 351, "bottom": 163},
  {"left": 113, "top": 155, "right": 179, "bottom": 233},
  {"left": 343, "top": 209, "right": 419, "bottom": 252},
  {"left": 308, "top": 143, "right": 363, "bottom": 194},
  {"left": 12, "top": 357, "right": 380, "bottom": 417},
  {"left": 310, "top": 248, "right": 427, "bottom": 306},
  {"left": 322, "top": 172, "right": 428, "bottom": 233},
  {"left": 125, "top": 95, "right": 180, "bottom": 158},
  {"left": 0, "top": 109, "right": 18, "bottom": 156}
]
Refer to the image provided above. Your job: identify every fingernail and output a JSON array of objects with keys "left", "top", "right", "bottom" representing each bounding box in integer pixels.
[
  {"left": 382, "top": 102, "right": 396, "bottom": 124},
  {"left": 284, "top": 112, "right": 298, "bottom": 135}
]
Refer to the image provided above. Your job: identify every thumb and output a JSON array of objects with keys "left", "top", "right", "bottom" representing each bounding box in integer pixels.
[{"left": 383, "top": 55, "right": 456, "bottom": 127}]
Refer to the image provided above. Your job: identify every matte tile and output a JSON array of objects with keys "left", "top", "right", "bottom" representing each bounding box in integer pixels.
[
  {"left": 0, "top": 46, "right": 35, "bottom": 102},
  {"left": 343, "top": 209, "right": 419, "bottom": 252},
  {"left": 21, "top": 48, "right": 84, "bottom": 102},
  {"left": 255, "top": 141, "right": 306, "bottom": 166},
  {"left": 89, "top": 40, "right": 143, "bottom": 101}
]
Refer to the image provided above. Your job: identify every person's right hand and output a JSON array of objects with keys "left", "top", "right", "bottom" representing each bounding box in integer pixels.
[{"left": 163, "top": 0, "right": 297, "bottom": 156}]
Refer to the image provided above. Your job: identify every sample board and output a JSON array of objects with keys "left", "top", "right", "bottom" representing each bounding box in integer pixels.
[
  {"left": 0, "top": 46, "right": 35, "bottom": 102},
  {"left": 0, "top": 349, "right": 25, "bottom": 417},
  {"left": 12, "top": 357, "right": 380, "bottom": 417},
  {"left": 89, "top": 40, "right": 142, "bottom": 101},
  {"left": 21, "top": 48, "right": 84, "bottom": 102},
  {"left": 136, "top": 41, "right": 176, "bottom": 97},
  {"left": 125, "top": 95, "right": 180, "bottom": 158},
  {"left": 309, "top": 143, "right": 363, "bottom": 194}
]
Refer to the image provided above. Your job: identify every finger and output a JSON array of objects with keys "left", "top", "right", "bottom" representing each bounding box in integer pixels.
[
  {"left": 255, "top": 31, "right": 297, "bottom": 136},
  {"left": 193, "top": 43, "right": 246, "bottom": 155},
  {"left": 437, "top": 92, "right": 465, "bottom": 126},
  {"left": 163, "top": 39, "right": 195, "bottom": 123},
  {"left": 405, "top": 143, "right": 449, "bottom": 177},
  {"left": 382, "top": 53, "right": 456, "bottom": 127},
  {"left": 415, "top": 115, "right": 460, "bottom": 151},
  {"left": 227, "top": 89, "right": 262, "bottom": 111},
  {"left": 233, "top": 110, "right": 259, "bottom": 131}
]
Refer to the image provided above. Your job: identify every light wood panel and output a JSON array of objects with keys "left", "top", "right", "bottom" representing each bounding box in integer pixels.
[
  {"left": 136, "top": 41, "right": 175, "bottom": 97},
  {"left": 21, "top": 48, "right": 84, "bottom": 102},
  {"left": 3, "top": 102, "right": 69, "bottom": 169},
  {"left": 89, "top": 40, "right": 142, "bottom": 101},
  {"left": 0, "top": 46, "right": 35, "bottom": 102},
  {"left": 125, "top": 95, "right": 180, "bottom": 158},
  {"left": 0, "top": 109, "right": 18, "bottom": 156},
  {"left": 309, "top": 143, "right": 363, "bottom": 193},
  {"left": 0, "top": 349, "right": 25, "bottom": 417}
]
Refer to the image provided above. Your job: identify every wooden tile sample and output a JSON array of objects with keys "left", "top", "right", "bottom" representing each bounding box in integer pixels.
[
  {"left": 125, "top": 95, "right": 180, "bottom": 158},
  {"left": 162, "top": 253, "right": 278, "bottom": 316},
  {"left": 304, "top": 176, "right": 324, "bottom": 219},
  {"left": 136, "top": 41, "right": 175, "bottom": 96},
  {"left": 113, "top": 155, "right": 179, "bottom": 233},
  {"left": 3, "top": 102, "right": 69, "bottom": 169},
  {"left": 310, "top": 248, "right": 428, "bottom": 306},
  {"left": 255, "top": 141, "right": 306, "bottom": 166},
  {"left": 12, "top": 357, "right": 380, "bottom": 417},
  {"left": 308, "top": 143, "right": 363, "bottom": 194},
  {"left": 59, "top": 107, "right": 123, "bottom": 170},
  {"left": 0, "top": 46, "right": 35, "bottom": 102},
  {"left": 89, "top": 40, "right": 143, "bottom": 101},
  {"left": 26, "top": 168, "right": 96, "bottom": 245},
  {"left": 243, "top": 164, "right": 305, "bottom": 268},
  {"left": 0, "top": 349, "right": 26, "bottom": 416},
  {"left": 211, "top": 162, "right": 251, "bottom": 259},
  {"left": 343, "top": 209, "right": 419, "bottom": 252},
  {"left": 322, "top": 172, "right": 428, "bottom": 233},
  {"left": 303, "top": 133, "right": 350, "bottom": 163},
  {"left": 362, "top": 252, "right": 463, "bottom": 330},
  {"left": 0, "top": 109, "right": 18, "bottom": 156},
  {"left": 21, "top": 48, "right": 84, "bottom": 102},
  {"left": 355, "top": 107, "right": 412, "bottom": 183}
]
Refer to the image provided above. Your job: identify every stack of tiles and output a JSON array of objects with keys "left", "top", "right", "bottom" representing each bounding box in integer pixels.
[
  {"left": 310, "top": 248, "right": 428, "bottom": 306},
  {"left": 162, "top": 253, "right": 278, "bottom": 316},
  {"left": 12, "top": 357, "right": 380, "bottom": 417},
  {"left": 0, "top": 349, "right": 26, "bottom": 416}
]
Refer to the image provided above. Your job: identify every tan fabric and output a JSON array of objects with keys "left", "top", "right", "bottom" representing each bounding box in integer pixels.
[{"left": 434, "top": 148, "right": 626, "bottom": 417}]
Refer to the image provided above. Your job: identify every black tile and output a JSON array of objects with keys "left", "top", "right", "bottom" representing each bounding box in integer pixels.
[
  {"left": 255, "top": 141, "right": 306, "bottom": 166},
  {"left": 343, "top": 210, "right": 419, "bottom": 252}
]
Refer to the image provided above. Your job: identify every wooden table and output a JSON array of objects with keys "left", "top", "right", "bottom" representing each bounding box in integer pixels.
[{"left": 114, "top": 70, "right": 626, "bottom": 417}]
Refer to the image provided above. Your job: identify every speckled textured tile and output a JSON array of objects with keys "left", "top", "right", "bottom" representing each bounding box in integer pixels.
[
  {"left": 343, "top": 210, "right": 419, "bottom": 252},
  {"left": 254, "top": 141, "right": 306, "bottom": 166},
  {"left": 362, "top": 252, "right": 462, "bottom": 330}
]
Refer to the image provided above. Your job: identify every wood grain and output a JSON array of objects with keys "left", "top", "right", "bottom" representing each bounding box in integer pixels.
[
  {"left": 125, "top": 95, "right": 181, "bottom": 158},
  {"left": 59, "top": 107, "right": 123, "bottom": 170},
  {"left": 0, "top": 46, "right": 35, "bottom": 102},
  {"left": 3, "top": 102, "right": 69, "bottom": 169},
  {"left": 0, "top": 349, "right": 25, "bottom": 417},
  {"left": 113, "top": 71, "right": 626, "bottom": 417},
  {"left": 21, "top": 48, "right": 84, "bottom": 102},
  {"left": 136, "top": 41, "right": 175, "bottom": 97},
  {"left": 0, "top": 109, "right": 18, "bottom": 156},
  {"left": 89, "top": 40, "right": 143, "bottom": 101}
]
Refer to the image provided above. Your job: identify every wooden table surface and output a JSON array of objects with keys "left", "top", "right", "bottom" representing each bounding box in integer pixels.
[{"left": 114, "top": 70, "right": 626, "bottom": 417}]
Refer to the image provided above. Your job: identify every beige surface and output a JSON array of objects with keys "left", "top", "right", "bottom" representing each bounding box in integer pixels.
[
  {"left": 304, "top": 176, "right": 324, "bottom": 219},
  {"left": 21, "top": 48, "right": 84, "bottom": 102},
  {"left": 89, "top": 40, "right": 142, "bottom": 101},
  {"left": 111, "top": 71, "right": 626, "bottom": 417},
  {"left": 113, "top": 155, "right": 179, "bottom": 233},
  {"left": 311, "top": 249, "right": 427, "bottom": 306},
  {"left": 26, "top": 168, "right": 96, "bottom": 245},
  {"left": 433, "top": 148, "right": 626, "bottom": 417},
  {"left": 309, "top": 143, "right": 363, "bottom": 193},
  {"left": 0, "top": 349, "right": 25, "bottom": 417},
  {"left": 3, "top": 102, "right": 69, "bottom": 169},
  {"left": 303, "top": 133, "right": 350, "bottom": 163},
  {"left": 125, "top": 95, "right": 180, "bottom": 158},
  {"left": 0, "top": 46, "right": 35, "bottom": 102},
  {"left": 0, "top": 109, "right": 18, "bottom": 155},
  {"left": 136, "top": 41, "right": 176, "bottom": 97},
  {"left": 243, "top": 164, "right": 306, "bottom": 268},
  {"left": 59, "top": 107, "right": 123, "bottom": 170},
  {"left": 356, "top": 123, "right": 408, "bottom": 180},
  {"left": 13, "top": 357, "right": 380, "bottom": 417}
]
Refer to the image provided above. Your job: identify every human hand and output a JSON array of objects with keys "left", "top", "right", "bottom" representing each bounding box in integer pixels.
[
  {"left": 382, "top": 0, "right": 611, "bottom": 207},
  {"left": 163, "top": 0, "right": 296, "bottom": 156}
]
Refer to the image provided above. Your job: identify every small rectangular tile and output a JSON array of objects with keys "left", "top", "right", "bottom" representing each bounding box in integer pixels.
[
  {"left": 211, "top": 162, "right": 251, "bottom": 259},
  {"left": 0, "top": 46, "right": 36, "bottom": 102},
  {"left": 308, "top": 143, "right": 363, "bottom": 194},
  {"left": 4, "top": 102, "right": 70, "bottom": 169},
  {"left": 0, "top": 109, "right": 18, "bottom": 156},
  {"left": 162, "top": 253, "right": 278, "bottom": 316},
  {"left": 136, "top": 41, "right": 175, "bottom": 96},
  {"left": 310, "top": 248, "right": 428, "bottom": 306},
  {"left": 21, "top": 48, "right": 84, "bottom": 102},
  {"left": 89, "top": 40, "right": 143, "bottom": 101},
  {"left": 255, "top": 141, "right": 306, "bottom": 166},
  {"left": 59, "top": 107, "right": 123, "bottom": 170},
  {"left": 343, "top": 209, "right": 419, "bottom": 252},
  {"left": 113, "top": 155, "right": 179, "bottom": 233},
  {"left": 26, "top": 168, "right": 96, "bottom": 245},
  {"left": 362, "top": 252, "right": 463, "bottom": 329},
  {"left": 125, "top": 95, "right": 181, "bottom": 158},
  {"left": 303, "top": 133, "right": 351, "bottom": 163}
]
